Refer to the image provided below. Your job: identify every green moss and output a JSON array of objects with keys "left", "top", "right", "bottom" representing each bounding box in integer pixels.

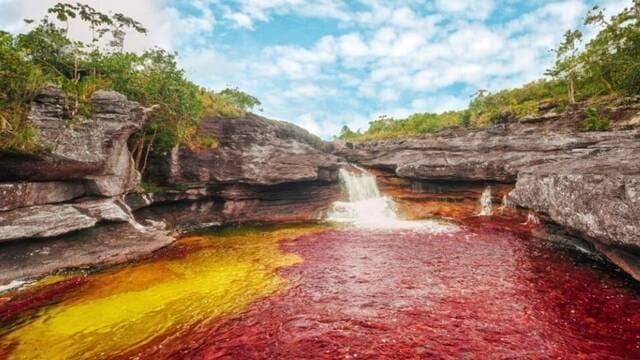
[{"left": 140, "top": 180, "right": 165, "bottom": 194}]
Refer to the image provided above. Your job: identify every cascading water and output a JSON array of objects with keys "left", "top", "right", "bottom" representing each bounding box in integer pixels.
[
  {"left": 326, "top": 166, "right": 457, "bottom": 232},
  {"left": 478, "top": 186, "right": 493, "bottom": 216},
  {"left": 499, "top": 195, "right": 511, "bottom": 213},
  {"left": 524, "top": 210, "right": 540, "bottom": 225}
]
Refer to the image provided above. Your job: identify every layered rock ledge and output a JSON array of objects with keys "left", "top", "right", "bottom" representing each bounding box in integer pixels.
[
  {"left": 335, "top": 104, "right": 640, "bottom": 279},
  {"left": 134, "top": 113, "right": 342, "bottom": 227},
  {"left": 0, "top": 87, "right": 170, "bottom": 285},
  {"left": 0, "top": 91, "right": 343, "bottom": 286},
  {"left": 509, "top": 149, "right": 640, "bottom": 280}
]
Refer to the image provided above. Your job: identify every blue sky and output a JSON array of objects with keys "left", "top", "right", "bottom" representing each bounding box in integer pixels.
[{"left": 0, "top": 0, "right": 630, "bottom": 138}]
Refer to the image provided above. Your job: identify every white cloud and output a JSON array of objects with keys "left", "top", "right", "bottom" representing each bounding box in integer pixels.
[
  {"left": 224, "top": 11, "right": 254, "bottom": 29},
  {"left": 0, "top": 0, "right": 215, "bottom": 52},
  {"left": 0, "top": 0, "right": 605, "bottom": 139},
  {"left": 220, "top": 0, "right": 351, "bottom": 28},
  {"left": 434, "top": 0, "right": 495, "bottom": 19},
  {"left": 338, "top": 34, "right": 369, "bottom": 58},
  {"left": 283, "top": 83, "right": 322, "bottom": 99},
  {"left": 297, "top": 113, "right": 322, "bottom": 135}
]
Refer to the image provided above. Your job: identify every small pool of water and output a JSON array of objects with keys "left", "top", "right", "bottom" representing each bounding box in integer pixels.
[{"left": 1, "top": 218, "right": 639, "bottom": 359}]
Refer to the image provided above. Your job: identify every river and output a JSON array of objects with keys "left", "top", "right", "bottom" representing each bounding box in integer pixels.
[{"left": 0, "top": 169, "right": 638, "bottom": 359}]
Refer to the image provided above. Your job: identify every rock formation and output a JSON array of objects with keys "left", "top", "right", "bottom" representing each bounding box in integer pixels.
[
  {"left": 0, "top": 87, "right": 171, "bottom": 284},
  {"left": 1, "top": 86, "right": 638, "bottom": 285},
  {"left": 133, "top": 113, "right": 343, "bottom": 227},
  {"left": 0, "top": 86, "right": 144, "bottom": 195},
  {"left": 0, "top": 92, "right": 343, "bottom": 285},
  {"left": 509, "top": 149, "right": 640, "bottom": 280},
  {"left": 336, "top": 103, "right": 640, "bottom": 279}
]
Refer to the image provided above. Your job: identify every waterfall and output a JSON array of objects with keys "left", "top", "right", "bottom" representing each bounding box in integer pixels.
[
  {"left": 524, "top": 210, "right": 540, "bottom": 225},
  {"left": 499, "top": 195, "right": 512, "bottom": 214},
  {"left": 339, "top": 167, "right": 381, "bottom": 202},
  {"left": 478, "top": 186, "right": 493, "bottom": 216},
  {"left": 326, "top": 167, "right": 458, "bottom": 232}
]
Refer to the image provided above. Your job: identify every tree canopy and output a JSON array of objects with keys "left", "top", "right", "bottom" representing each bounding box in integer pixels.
[{"left": 0, "top": 2, "right": 259, "bottom": 165}]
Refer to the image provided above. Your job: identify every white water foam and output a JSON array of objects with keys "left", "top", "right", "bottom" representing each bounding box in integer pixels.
[
  {"left": 0, "top": 279, "right": 32, "bottom": 294},
  {"left": 326, "top": 167, "right": 458, "bottom": 232},
  {"left": 478, "top": 186, "right": 493, "bottom": 216}
]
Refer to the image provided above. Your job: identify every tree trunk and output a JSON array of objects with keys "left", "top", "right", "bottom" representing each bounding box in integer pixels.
[
  {"left": 140, "top": 128, "right": 157, "bottom": 176},
  {"left": 568, "top": 77, "right": 576, "bottom": 104},
  {"left": 133, "top": 134, "right": 145, "bottom": 171}
]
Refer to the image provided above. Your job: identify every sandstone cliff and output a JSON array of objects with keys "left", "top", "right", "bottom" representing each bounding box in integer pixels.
[
  {"left": 0, "top": 91, "right": 343, "bottom": 285},
  {"left": 0, "top": 87, "right": 173, "bottom": 284},
  {"left": 131, "top": 113, "right": 342, "bottom": 227}
]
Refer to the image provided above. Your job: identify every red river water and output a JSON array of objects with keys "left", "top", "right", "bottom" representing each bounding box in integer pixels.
[
  {"left": 1, "top": 217, "right": 640, "bottom": 359},
  {"left": 124, "top": 218, "right": 640, "bottom": 359}
]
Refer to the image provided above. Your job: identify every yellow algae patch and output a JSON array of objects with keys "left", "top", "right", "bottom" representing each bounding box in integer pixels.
[{"left": 0, "top": 224, "right": 328, "bottom": 360}]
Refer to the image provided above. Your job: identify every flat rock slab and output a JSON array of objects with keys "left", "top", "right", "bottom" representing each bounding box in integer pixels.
[
  {"left": 0, "top": 198, "right": 134, "bottom": 242},
  {"left": 0, "top": 181, "right": 85, "bottom": 212},
  {"left": 0, "top": 222, "right": 174, "bottom": 286}
]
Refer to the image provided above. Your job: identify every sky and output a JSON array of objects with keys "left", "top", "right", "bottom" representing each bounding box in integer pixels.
[{"left": 0, "top": 0, "right": 631, "bottom": 138}]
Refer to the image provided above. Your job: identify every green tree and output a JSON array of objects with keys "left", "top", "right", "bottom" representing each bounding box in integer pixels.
[
  {"left": 217, "top": 88, "right": 261, "bottom": 112},
  {"left": 337, "top": 125, "right": 358, "bottom": 141},
  {"left": 0, "top": 2, "right": 258, "bottom": 164},
  {"left": 547, "top": 30, "right": 583, "bottom": 104}
]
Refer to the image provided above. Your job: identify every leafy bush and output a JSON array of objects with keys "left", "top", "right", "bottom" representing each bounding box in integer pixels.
[
  {"left": 0, "top": 2, "right": 259, "bottom": 167},
  {"left": 200, "top": 88, "right": 261, "bottom": 118},
  {"left": 0, "top": 31, "right": 48, "bottom": 152},
  {"left": 185, "top": 134, "right": 219, "bottom": 150},
  {"left": 338, "top": 112, "right": 464, "bottom": 141},
  {"left": 581, "top": 108, "right": 610, "bottom": 131},
  {"left": 468, "top": 80, "right": 567, "bottom": 127}
]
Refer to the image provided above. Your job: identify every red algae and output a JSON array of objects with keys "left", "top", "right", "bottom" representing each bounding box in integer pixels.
[
  {"left": 0, "top": 276, "right": 87, "bottom": 324},
  {"left": 121, "top": 219, "right": 640, "bottom": 359},
  {"left": 2, "top": 221, "right": 639, "bottom": 359}
]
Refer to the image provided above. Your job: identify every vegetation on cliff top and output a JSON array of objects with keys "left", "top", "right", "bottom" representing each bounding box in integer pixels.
[
  {"left": 0, "top": 2, "right": 259, "bottom": 157},
  {"left": 338, "top": 1, "right": 640, "bottom": 141}
]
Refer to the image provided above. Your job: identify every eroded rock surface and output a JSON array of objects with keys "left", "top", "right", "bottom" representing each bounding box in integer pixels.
[
  {"left": 136, "top": 113, "right": 343, "bottom": 227},
  {"left": 509, "top": 150, "right": 640, "bottom": 280},
  {"left": 0, "top": 198, "right": 136, "bottom": 242},
  {"left": 0, "top": 181, "right": 85, "bottom": 212},
  {"left": 0, "top": 88, "right": 168, "bottom": 285},
  {"left": 0, "top": 87, "right": 149, "bottom": 242},
  {"left": 337, "top": 106, "right": 640, "bottom": 279},
  {"left": 151, "top": 114, "right": 340, "bottom": 185},
  {"left": 0, "top": 86, "right": 145, "bottom": 196},
  {"left": 0, "top": 222, "right": 173, "bottom": 285},
  {"left": 335, "top": 126, "right": 639, "bottom": 182}
]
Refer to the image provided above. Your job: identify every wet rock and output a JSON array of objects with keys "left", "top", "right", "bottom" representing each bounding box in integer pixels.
[
  {"left": 220, "top": 181, "right": 342, "bottom": 224},
  {"left": 371, "top": 169, "right": 517, "bottom": 220},
  {"left": 134, "top": 181, "right": 342, "bottom": 228}
]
